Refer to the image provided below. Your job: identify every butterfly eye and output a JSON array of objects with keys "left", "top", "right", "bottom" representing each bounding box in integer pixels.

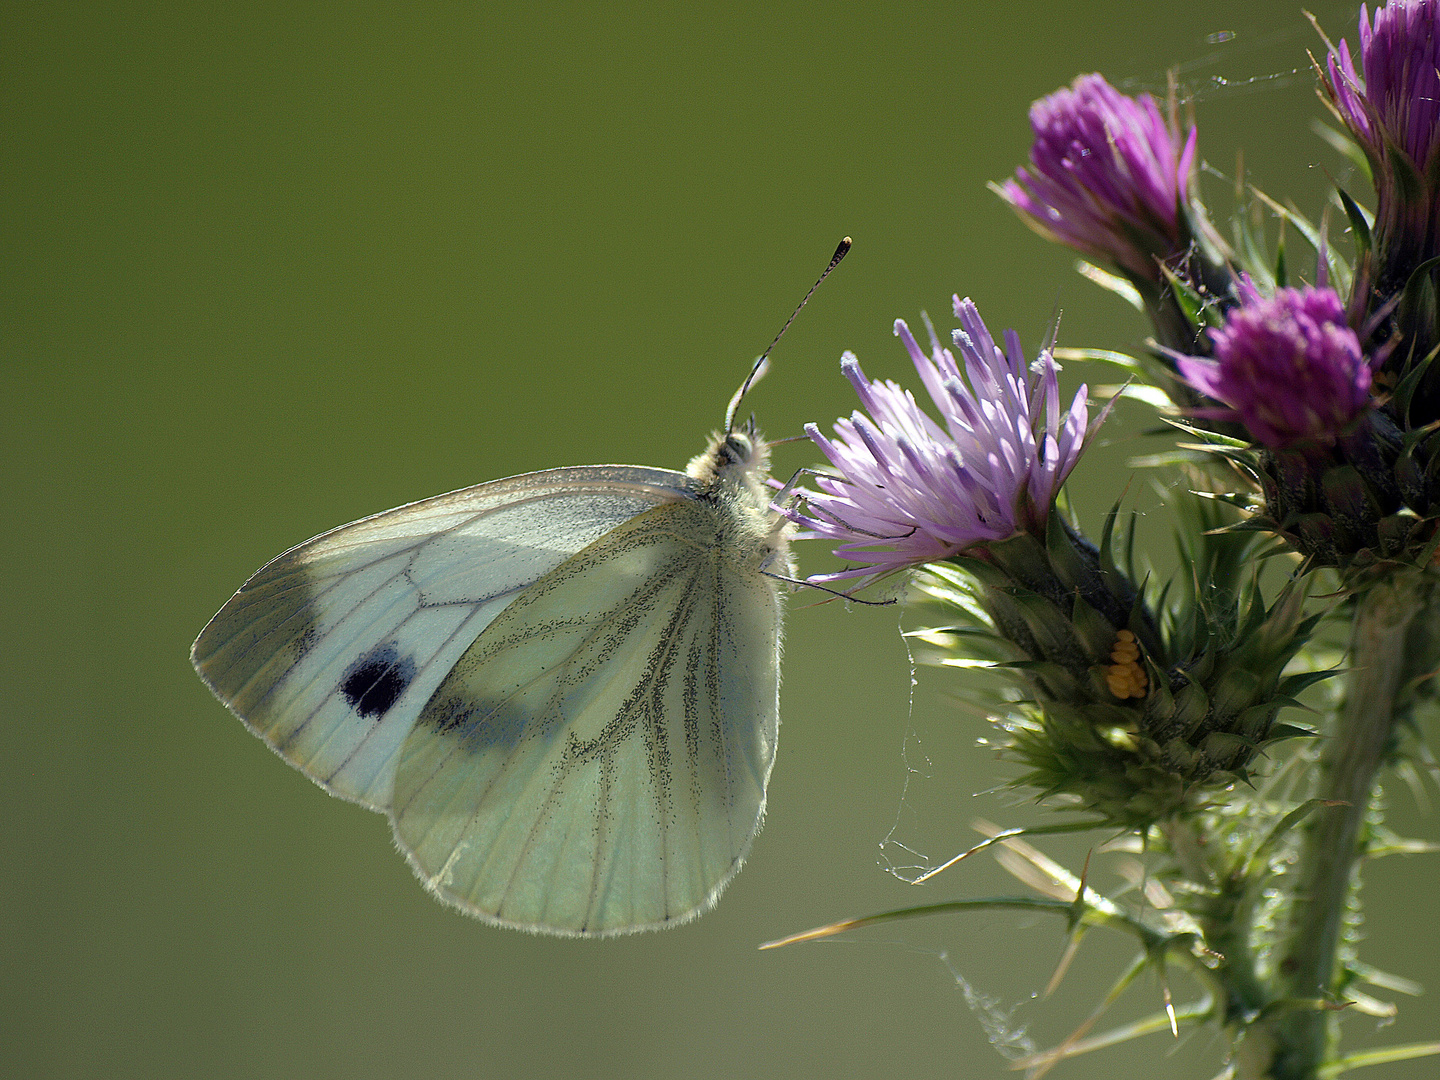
[{"left": 721, "top": 431, "right": 754, "bottom": 465}]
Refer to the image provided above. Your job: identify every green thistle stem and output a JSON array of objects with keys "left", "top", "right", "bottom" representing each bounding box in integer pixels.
[
  {"left": 1158, "top": 818, "right": 1212, "bottom": 887},
  {"left": 1267, "top": 571, "right": 1425, "bottom": 1080},
  {"left": 1160, "top": 819, "right": 1272, "bottom": 1026}
]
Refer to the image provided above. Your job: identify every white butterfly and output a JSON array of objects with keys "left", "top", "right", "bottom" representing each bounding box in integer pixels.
[{"left": 191, "top": 240, "right": 848, "bottom": 936}]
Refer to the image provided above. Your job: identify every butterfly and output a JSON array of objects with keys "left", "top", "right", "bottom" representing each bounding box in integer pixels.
[{"left": 191, "top": 238, "right": 850, "bottom": 937}]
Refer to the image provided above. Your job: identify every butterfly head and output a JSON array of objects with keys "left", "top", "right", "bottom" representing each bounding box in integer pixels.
[
  {"left": 688, "top": 420, "right": 793, "bottom": 576},
  {"left": 719, "top": 419, "right": 760, "bottom": 468},
  {"left": 688, "top": 418, "right": 773, "bottom": 494}
]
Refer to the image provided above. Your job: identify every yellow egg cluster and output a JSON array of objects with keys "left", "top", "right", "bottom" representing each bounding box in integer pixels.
[{"left": 1105, "top": 629, "right": 1147, "bottom": 699}]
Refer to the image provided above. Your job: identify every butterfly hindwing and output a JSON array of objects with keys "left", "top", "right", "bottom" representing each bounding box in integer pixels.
[
  {"left": 390, "top": 496, "right": 782, "bottom": 936},
  {"left": 191, "top": 467, "right": 697, "bottom": 810}
]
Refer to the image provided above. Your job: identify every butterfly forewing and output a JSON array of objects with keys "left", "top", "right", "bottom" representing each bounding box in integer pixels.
[
  {"left": 390, "top": 496, "right": 781, "bottom": 936},
  {"left": 191, "top": 467, "right": 697, "bottom": 809}
]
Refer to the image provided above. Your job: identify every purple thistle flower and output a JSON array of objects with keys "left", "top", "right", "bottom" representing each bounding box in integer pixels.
[
  {"left": 997, "top": 74, "right": 1198, "bottom": 283},
  {"left": 1326, "top": 1, "right": 1440, "bottom": 179},
  {"left": 790, "top": 297, "right": 1103, "bottom": 583},
  {"left": 1176, "top": 283, "right": 1372, "bottom": 449},
  {"left": 1323, "top": 1, "right": 1440, "bottom": 295}
]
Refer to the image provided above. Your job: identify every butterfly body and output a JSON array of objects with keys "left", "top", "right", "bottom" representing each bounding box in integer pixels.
[{"left": 192, "top": 424, "right": 792, "bottom": 936}]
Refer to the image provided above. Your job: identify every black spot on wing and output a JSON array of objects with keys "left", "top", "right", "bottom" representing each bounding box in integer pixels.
[
  {"left": 422, "top": 692, "right": 534, "bottom": 752},
  {"left": 340, "top": 643, "right": 416, "bottom": 719}
]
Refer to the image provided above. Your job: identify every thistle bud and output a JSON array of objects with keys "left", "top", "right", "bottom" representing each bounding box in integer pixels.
[
  {"left": 1322, "top": 0, "right": 1440, "bottom": 364},
  {"left": 996, "top": 74, "right": 1231, "bottom": 362}
]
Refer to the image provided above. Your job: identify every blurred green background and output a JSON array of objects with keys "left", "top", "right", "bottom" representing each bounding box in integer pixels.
[{"left": 5, "top": 2, "right": 1436, "bottom": 1078}]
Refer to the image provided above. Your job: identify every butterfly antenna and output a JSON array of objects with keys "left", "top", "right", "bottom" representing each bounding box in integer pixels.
[{"left": 725, "top": 236, "right": 851, "bottom": 433}]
